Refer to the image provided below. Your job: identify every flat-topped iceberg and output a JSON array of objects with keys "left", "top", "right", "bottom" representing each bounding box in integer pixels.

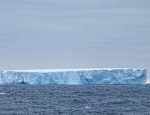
[{"left": 0, "top": 68, "right": 147, "bottom": 85}]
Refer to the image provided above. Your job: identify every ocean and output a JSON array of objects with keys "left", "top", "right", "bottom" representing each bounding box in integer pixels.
[{"left": 0, "top": 85, "right": 150, "bottom": 115}]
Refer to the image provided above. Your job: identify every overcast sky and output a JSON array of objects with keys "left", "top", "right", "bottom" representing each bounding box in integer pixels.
[{"left": 0, "top": 0, "right": 150, "bottom": 79}]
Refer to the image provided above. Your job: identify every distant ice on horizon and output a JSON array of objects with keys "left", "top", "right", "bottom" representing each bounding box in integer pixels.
[{"left": 0, "top": 68, "right": 147, "bottom": 85}]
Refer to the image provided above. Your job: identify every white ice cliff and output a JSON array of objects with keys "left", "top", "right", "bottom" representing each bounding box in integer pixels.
[{"left": 0, "top": 68, "right": 147, "bottom": 85}]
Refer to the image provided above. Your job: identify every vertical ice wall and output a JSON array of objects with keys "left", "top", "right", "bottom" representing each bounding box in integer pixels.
[{"left": 0, "top": 68, "right": 147, "bottom": 85}]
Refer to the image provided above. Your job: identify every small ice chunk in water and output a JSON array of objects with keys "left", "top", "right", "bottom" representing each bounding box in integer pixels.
[
  {"left": 85, "top": 106, "right": 91, "bottom": 109},
  {"left": 0, "top": 92, "right": 5, "bottom": 95}
]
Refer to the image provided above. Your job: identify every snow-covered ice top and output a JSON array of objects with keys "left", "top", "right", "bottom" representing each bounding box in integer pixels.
[{"left": 0, "top": 68, "right": 147, "bottom": 85}]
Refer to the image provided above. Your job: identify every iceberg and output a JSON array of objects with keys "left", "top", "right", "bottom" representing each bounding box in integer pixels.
[{"left": 0, "top": 68, "right": 147, "bottom": 85}]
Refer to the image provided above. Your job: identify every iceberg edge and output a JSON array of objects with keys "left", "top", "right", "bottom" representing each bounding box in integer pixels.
[{"left": 0, "top": 68, "right": 147, "bottom": 85}]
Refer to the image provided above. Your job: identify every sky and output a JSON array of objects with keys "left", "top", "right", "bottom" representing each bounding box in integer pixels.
[{"left": 0, "top": 0, "right": 150, "bottom": 80}]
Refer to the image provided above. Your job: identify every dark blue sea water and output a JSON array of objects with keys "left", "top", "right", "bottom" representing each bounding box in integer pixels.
[{"left": 0, "top": 85, "right": 150, "bottom": 115}]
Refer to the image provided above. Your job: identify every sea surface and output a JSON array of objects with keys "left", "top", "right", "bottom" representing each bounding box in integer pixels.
[{"left": 0, "top": 85, "right": 150, "bottom": 115}]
